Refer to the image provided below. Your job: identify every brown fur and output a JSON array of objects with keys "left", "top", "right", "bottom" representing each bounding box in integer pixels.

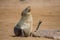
[{"left": 14, "top": 6, "right": 33, "bottom": 37}]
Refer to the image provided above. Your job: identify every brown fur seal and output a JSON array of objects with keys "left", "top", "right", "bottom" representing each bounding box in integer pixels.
[{"left": 14, "top": 6, "right": 33, "bottom": 37}]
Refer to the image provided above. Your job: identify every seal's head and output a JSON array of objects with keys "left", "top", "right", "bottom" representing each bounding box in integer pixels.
[{"left": 21, "top": 6, "right": 31, "bottom": 16}]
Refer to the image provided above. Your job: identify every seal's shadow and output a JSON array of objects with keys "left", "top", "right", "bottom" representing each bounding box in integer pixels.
[{"left": 10, "top": 35, "right": 20, "bottom": 37}]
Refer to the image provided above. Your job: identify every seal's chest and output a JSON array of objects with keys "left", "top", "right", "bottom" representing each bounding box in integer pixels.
[{"left": 24, "top": 16, "right": 32, "bottom": 23}]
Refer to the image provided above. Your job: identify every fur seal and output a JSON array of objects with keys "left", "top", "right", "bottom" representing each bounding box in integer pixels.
[{"left": 14, "top": 6, "right": 33, "bottom": 37}]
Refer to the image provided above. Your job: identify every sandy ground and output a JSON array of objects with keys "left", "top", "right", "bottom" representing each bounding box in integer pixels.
[{"left": 0, "top": 0, "right": 60, "bottom": 40}]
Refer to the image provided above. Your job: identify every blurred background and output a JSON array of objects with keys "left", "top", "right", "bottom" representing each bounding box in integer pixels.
[{"left": 0, "top": 0, "right": 60, "bottom": 40}]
